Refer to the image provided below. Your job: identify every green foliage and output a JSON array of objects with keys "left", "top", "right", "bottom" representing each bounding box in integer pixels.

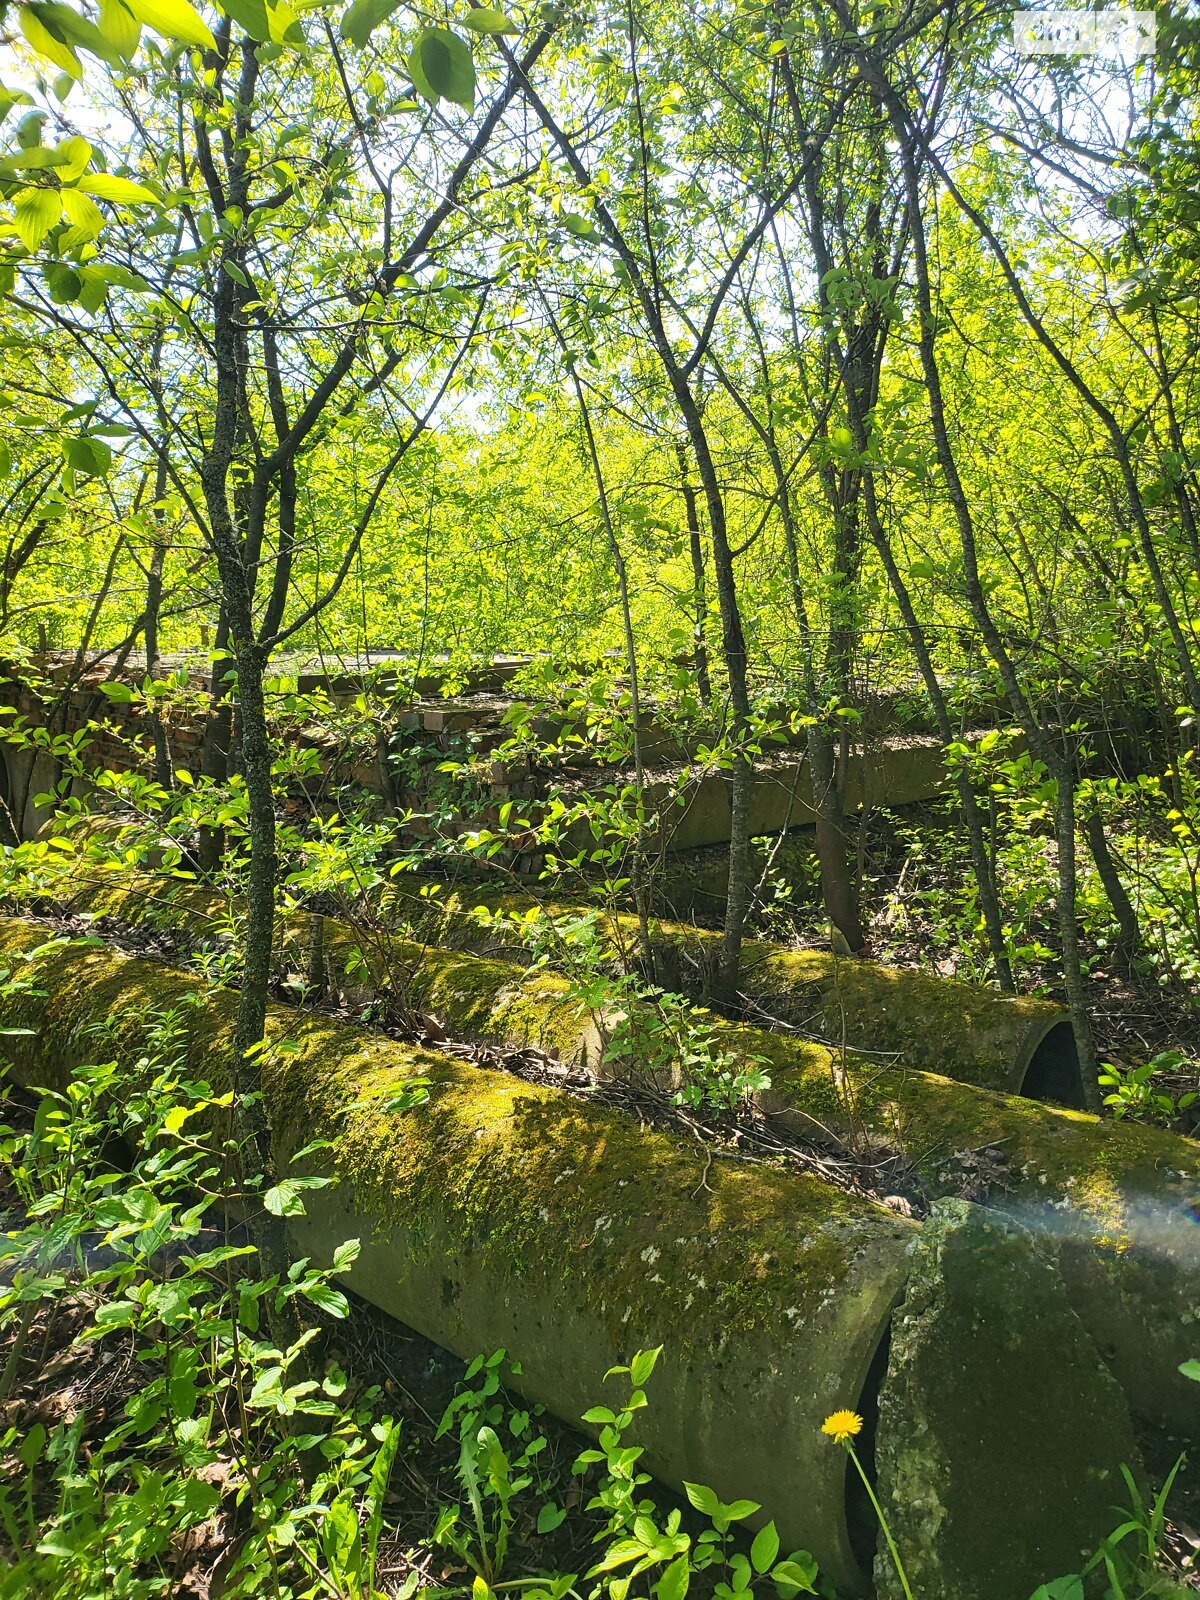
[
  {"left": 486, "top": 906, "right": 771, "bottom": 1115},
  {"left": 1029, "top": 1459, "right": 1190, "bottom": 1600},
  {"left": 573, "top": 1349, "right": 818, "bottom": 1600},
  {"left": 0, "top": 1003, "right": 402, "bottom": 1597},
  {"left": 1099, "top": 1055, "right": 1197, "bottom": 1125}
]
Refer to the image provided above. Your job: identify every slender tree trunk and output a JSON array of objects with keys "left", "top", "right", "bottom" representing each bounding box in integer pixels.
[
  {"left": 675, "top": 442, "right": 712, "bottom": 706},
  {"left": 1081, "top": 797, "right": 1141, "bottom": 973},
  {"left": 197, "top": 605, "right": 232, "bottom": 872},
  {"left": 144, "top": 453, "right": 172, "bottom": 791}
]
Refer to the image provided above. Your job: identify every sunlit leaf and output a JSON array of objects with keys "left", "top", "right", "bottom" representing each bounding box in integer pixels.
[
  {"left": 122, "top": 0, "right": 216, "bottom": 50},
  {"left": 408, "top": 26, "right": 475, "bottom": 109},
  {"left": 217, "top": 0, "right": 271, "bottom": 37},
  {"left": 464, "top": 6, "right": 516, "bottom": 33},
  {"left": 78, "top": 173, "right": 159, "bottom": 204},
  {"left": 55, "top": 134, "right": 92, "bottom": 181},
  {"left": 265, "top": 0, "right": 305, "bottom": 47},
  {"left": 17, "top": 8, "right": 82, "bottom": 77},
  {"left": 12, "top": 187, "right": 62, "bottom": 251},
  {"left": 338, "top": 0, "right": 403, "bottom": 48},
  {"left": 98, "top": 0, "right": 143, "bottom": 58},
  {"left": 43, "top": 261, "right": 81, "bottom": 302},
  {"left": 29, "top": 2, "right": 122, "bottom": 64},
  {"left": 61, "top": 187, "right": 105, "bottom": 238}
]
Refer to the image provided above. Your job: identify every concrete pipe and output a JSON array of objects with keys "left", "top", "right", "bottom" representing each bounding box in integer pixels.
[
  {"left": 0, "top": 915, "right": 1141, "bottom": 1600},
  {"left": 377, "top": 882, "right": 1087, "bottom": 1107},
  {"left": 0, "top": 913, "right": 909, "bottom": 1591}
]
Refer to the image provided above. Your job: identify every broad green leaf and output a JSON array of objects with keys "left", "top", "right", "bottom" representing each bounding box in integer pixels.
[
  {"left": 94, "top": 262, "right": 152, "bottom": 291},
  {"left": 61, "top": 187, "right": 105, "bottom": 238},
  {"left": 580, "top": 1404, "right": 617, "bottom": 1424},
  {"left": 750, "top": 1522, "right": 779, "bottom": 1574},
  {"left": 330, "top": 1238, "right": 360, "bottom": 1271},
  {"left": 536, "top": 1502, "right": 567, "bottom": 1534},
  {"left": 217, "top": 0, "right": 271, "bottom": 38},
  {"left": 463, "top": 6, "right": 517, "bottom": 32},
  {"left": 1029, "top": 1579, "right": 1085, "bottom": 1600},
  {"left": 408, "top": 26, "right": 475, "bottom": 110},
  {"left": 43, "top": 262, "right": 81, "bottom": 303},
  {"left": 263, "top": 1176, "right": 328, "bottom": 1216},
  {"left": 98, "top": 0, "right": 142, "bottom": 57},
  {"left": 29, "top": 2, "right": 121, "bottom": 63},
  {"left": 63, "top": 435, "right": 112, "bottom": 476},
  {"left": 163, "top": 1098, "right": 200, "bottom": 1131},
  {"left": 682, "top": 1482, "right": 719, "bottom": 1517},
  {"left": 92, "top": 1298, "right": 139, "bottom": 1328},
  {"left": 629, "top": 1346, "right": 661, "bottom": 1386},
  {"left": 18, "top": 8, "right": 81, "bottom": 77},
  {"left": 0, "top": 90, "right": 34, "bottom": 127},
  {"left": 4, "top": 146, "right": 65, "bottom": 171},
  {"left": 1180, "top": 1358, "right": 1200, "bottom": 1382},
  {"left": 301, "top": 1280, "right": 349, "bottom": 1317},
  {"left": 266, "top": 0, "right": 305, "bottom": 45},
  {"left": 75, "top": 264, "right": 108, "bottom": 312},
  {"left": 656, "top": 1556, "right": 689, "bottom": 1600},
  {"left": 770, "top": 1558, "right": 818, "bottom": 1596},
  {"left": 55, "top": 134, "right": 92, "bottom": 180},
  {"left": 12, "top": 187, "right": 62, "bottom": 251},
  {"left": 0, "top": 443, "right": 11, "bottom": 478},
  {"left": 338, "top": 0, "right": 403, "bottom": 48},
  {"left": 562, "top": 212, "right": 597, "bottom": 239},
  {"left": 79, "top": 173, "right": 158, "bottom": 204},
  {"left": 122, "top": 0, "right": 216, "bottom": 49}
]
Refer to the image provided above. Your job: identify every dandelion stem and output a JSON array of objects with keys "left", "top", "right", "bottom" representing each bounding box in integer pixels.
[{"left": 845, "top": 1443, "right": 915, "bottom": 1600}]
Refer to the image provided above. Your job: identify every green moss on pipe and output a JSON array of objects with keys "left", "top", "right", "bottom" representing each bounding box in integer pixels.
[
  {"left": 375, "top": 882, "right": 1082, "bottom": 1103},
  {"left": 22, "top": 855, "right": 1078, "bottom": 1102}
]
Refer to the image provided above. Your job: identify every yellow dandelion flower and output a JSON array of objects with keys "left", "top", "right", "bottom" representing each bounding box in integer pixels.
[{"left": 821, "top": 1409, "right": 863, "bottom": 1445}]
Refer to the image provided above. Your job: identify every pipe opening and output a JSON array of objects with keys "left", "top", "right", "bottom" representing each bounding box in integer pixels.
[
  {"left": 1019, "top": 1021, "right": 1086, "bottom": 1108},
  {"left": 845, "top": 1324, "right": 892, "bottom": 1571}
]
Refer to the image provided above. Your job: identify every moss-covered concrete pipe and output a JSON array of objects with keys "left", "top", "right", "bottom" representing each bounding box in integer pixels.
[
  {"left": 18, "top": 865, "right": 612, "bottom": 1070},
  {"left": 741, "top": 1024, "right": 1200, "bottom": 1439},
  {"left": 0, "top": 915, "right": 1143, "bottom": 1598},
  {"left": 16, "top": 862, "right": 1200, "bottom": 1434},
  {"left": 376, "top": 883, "right": 1087, "bottom": 1107}
]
